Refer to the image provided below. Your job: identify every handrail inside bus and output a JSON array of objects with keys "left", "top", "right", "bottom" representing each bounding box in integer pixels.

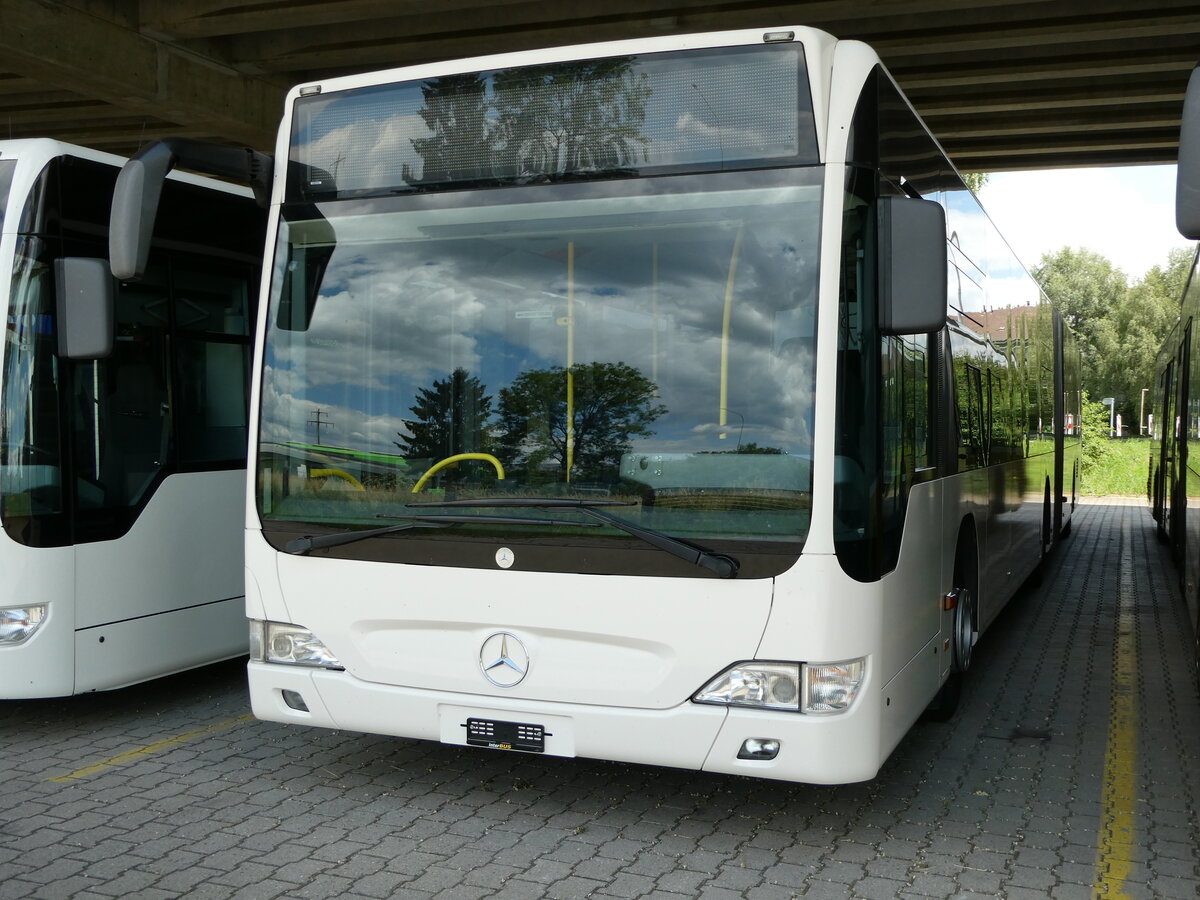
[{"left": 411, "top": 453, "right": 506, "bottom": 493}]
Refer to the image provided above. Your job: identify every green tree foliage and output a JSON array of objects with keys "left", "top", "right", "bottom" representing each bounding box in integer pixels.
[
  {"left": 494, "top": 361, "right": 666, "bottom": 482},
  {"left": 1032, "top": 246, "right": 1193, "bottom": 431},
  {"left": 1032, "top": 247, "right": 1127, "bottom": 361},
  {"left": 1079, "top": 391, "right": 1118, "bottom": 474},
  {"left": 403, "top": 59, "right": 651, "bottom": 185},
  {"left": 403, "top": 74, "right": 492, "bottom": 184},
  {"left": 492, "top": 59, "right": 650, "bottom": 175},
  {"left": 395, "top": 368, "right": 495, "bottom": 478},
  {"left": 961, "top": 173, "right": 989, "bottom": 192}
]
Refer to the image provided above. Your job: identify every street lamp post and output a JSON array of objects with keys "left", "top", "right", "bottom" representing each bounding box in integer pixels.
[
  {"left": 1102, "top": 397, "right": 1115, "bottom": 438},
  {"left": 1140, "top": 387, "right": 1149, "bottom": 435}
]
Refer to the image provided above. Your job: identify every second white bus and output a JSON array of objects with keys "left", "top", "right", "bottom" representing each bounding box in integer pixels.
[{"left": 0, "top": 139, "right": 264, "bottom": 697}]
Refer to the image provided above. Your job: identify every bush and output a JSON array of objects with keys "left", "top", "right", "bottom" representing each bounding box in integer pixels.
[
  {"left": 1080, "top": 391, "right": 1118, "bottom": 474},
  {"left": 1079, "top": 438, "right": 1151, "bottom": 496}
]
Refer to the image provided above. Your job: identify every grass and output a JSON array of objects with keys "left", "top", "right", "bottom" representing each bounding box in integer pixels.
[{"left": 1081, "top": 437, "right": 1152, "bottom": 497}]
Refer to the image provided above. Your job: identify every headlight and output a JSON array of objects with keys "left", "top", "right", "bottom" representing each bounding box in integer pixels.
[
  {"left": 693, "top": 662, "right": 802, "bottom": 711},
  {"left": 802, "top": 658, "right": 865, "bottom": 714},
  {"left": 0, "top": 605, "right": 47, "bottom": 646},
  {"left": 693, "top": 657, "right": 866, "bottom": 714},
  {"left": 250, "top": 620, "right": 343, "bottom": 669}
]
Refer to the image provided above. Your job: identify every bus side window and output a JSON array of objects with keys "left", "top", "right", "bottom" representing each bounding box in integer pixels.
[
  {"left": 959, "top": 362, "right": 984, "bottom": 469},
  {"left": 880, "top": 333, "right": 931, "bottom": 553},
  {"left": 172, "top": 262, "right": 256, "bottom": 466}
]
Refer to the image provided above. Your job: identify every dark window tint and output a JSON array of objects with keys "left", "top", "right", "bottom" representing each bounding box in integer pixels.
[
  {"left": 1, "top": 235, "right": 68, "bottom": 547},
  {"left": 289, "top": 42, "right": 818, "bottom": 200},
  {"left": 0, "top": 155, "right": 264, "bottom": 547},
  {"left": 172, "top": 263, "right": 254, "bottom": 465}
]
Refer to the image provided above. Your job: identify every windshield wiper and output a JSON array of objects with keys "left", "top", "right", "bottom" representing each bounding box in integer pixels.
[
  {"left": 284, "top": 513, "right": 599, "bottom": 556},
  {"left": 407, "top": 498, "right": 740, "bottom": 578},
  {"left": 408, "top": 497, "right": 636, "bottom": 509}
]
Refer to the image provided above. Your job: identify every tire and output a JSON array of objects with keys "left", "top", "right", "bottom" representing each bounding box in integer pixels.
[
  {"left": 951, "top": 585, "right": 978, "bottom": 673},
  {"left": 924, "top": 530, "right": 978, "bottom": 722}
]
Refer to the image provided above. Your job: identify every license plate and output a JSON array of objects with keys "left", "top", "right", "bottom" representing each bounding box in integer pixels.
[{"left": 465, "top": 717, "right": 546, "bottom": 753}]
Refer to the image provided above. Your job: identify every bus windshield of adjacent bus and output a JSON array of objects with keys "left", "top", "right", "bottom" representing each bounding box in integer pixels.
[{"left": 257, "top": 43, "right": 824, "bottom": 578}]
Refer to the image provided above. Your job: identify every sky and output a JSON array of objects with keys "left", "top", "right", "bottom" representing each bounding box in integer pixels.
[{"left": 977, "top": 164, "right": 1190, "bottom": 283}]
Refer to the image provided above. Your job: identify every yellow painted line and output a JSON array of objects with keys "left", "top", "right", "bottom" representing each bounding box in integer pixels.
[
  {"left": 1093, "top": 517, "right": 1138, "bottom": 898},
  {"left": 47, "top": 714, "right": 253, "bottom": 783}
]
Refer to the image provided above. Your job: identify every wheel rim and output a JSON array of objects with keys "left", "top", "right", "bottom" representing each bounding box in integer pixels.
[{"left": 953, "top": 587, "right": 976, "bottom": 672}]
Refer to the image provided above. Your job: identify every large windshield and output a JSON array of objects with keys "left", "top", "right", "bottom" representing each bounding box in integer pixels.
[{"left": 258, "top": 169, "right": 821, "bottom": 577}]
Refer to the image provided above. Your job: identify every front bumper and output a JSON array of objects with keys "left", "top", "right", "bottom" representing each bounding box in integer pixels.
[{"left": 248, "top": 660, "right": 884, "bottom": 784}]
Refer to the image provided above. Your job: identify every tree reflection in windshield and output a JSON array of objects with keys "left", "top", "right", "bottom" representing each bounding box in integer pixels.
[
  {"left": 402, "top": 58, "right": 650, "bottom": 188},
  {"left": 494, "top": 361, "right": 665, "bottom": 484},
  {"left": 258, "top": 172, "right": 822, "bottom": 552}
]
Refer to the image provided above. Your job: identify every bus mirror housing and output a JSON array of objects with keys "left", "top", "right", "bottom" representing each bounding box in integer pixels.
[
  {"left": 1177, "top": 65, "right": 1200, "bottom": 239},
  {"left": 877, "top": 196, "right": 948, "bottom": 335},
  {"left": 110, "top": 138, "right": 273, "bottom": 281},
  {"left": 54, "top": 258, "right": 114, "bottom": 360}
]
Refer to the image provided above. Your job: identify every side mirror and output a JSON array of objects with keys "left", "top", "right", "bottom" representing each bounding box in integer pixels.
[
  {"left": 1177, "top": 65, "right": 1200, "bottom": 239},
  {"left": 54, "top": 258, "right": 114, "bottom": 360},
  {"left": 877, "top": 196, "right": 948, "bottom": 335},
  {"left": 110, "top": 138, "right": 273, "bottom": 281},
  {"left": 109, "top": 144, "right": 170, "bottom": 282}
]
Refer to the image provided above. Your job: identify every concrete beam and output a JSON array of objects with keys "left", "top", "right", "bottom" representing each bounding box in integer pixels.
[{"left": 0, "top": 0, "right": 283, "bottom": 150}]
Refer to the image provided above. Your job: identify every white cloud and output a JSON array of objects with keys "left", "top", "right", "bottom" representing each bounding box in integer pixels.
[{"left": 977, "top": 165, "right": 1190, "bottom": 281}]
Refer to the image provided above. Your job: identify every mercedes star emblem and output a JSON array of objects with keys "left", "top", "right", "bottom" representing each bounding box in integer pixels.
[{"left": 479, "top": 631, "right": 529, "bottom": 687}]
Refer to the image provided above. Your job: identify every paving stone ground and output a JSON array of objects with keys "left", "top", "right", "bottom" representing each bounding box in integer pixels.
[{"left": 2, "top": 498, "right": 1198, "bottom": 899}]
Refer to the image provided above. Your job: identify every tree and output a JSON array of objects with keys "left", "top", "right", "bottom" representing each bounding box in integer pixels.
[
  {"left": 1104, "top": 247, "right": 1194, "bottom": 429},
  {"left": 395, "top": 368, "right": 494, "bottom": 479},
  {"left": 494, "top": 361, "right": 666, "bottom": 482},
  {"left": 404, "top": 59, "right": 652, "bottom": 186},
  {"left": 1033, "top": 245, "right": 1193, "bottom": 431},
  {"left": 403, "top": 73, "right": 493, "bottom": 185},
  {"left": 961, "top": 173, "right": 989, "bottom": 192},
  {"left": 1033, "top": 247, "right": 1128, "bottom": 359},
  {"left": 491, "top": 58, "right": 650, "bottom": 177}
]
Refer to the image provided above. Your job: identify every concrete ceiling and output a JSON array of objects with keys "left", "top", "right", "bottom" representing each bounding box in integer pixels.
[{"left": 1, "top": 0, "right": 1197, "bottom": 172}]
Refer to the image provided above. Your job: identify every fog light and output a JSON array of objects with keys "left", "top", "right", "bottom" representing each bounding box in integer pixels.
[
  {"left": 281, "top": 689, "right": 309, "bottom": 712},
  {"left": 738, "top": 738, "right": 780, "bottom": 760}
]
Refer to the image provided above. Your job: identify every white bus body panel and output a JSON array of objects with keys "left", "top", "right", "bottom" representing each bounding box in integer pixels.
[
  {"left": 1, "top": 471, "right": 247, "bottom": 698},
  {"left": 270, "top": 549, "right": 773, "bottom": 707},
  {"left": 246, "top": 542, "right": 892, "bottom": 782},
  {"left": 0, "top": 545, "right": 76, "bottom": 697},
  {"left": 249, "top": 533, "right": 934, "bottom": 784},
  {"left": 71, "top": 470, "right": 248, "bottom": 693}
]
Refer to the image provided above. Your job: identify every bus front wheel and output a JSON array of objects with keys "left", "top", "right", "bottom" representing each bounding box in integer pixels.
[{"left": 925, "top": 532, "right": 978, "bottom": 721}]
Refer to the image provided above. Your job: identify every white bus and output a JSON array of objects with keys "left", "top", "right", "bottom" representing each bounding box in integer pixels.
[
  {"left": 1150, "top": 63, "right": 1200, "bottom": 687},
  {"left": 112, "top": 28, "right": 1080, "bottom": 782},
  {"left": 0, "top": 139, "right": 264, "bottom": 697}
]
